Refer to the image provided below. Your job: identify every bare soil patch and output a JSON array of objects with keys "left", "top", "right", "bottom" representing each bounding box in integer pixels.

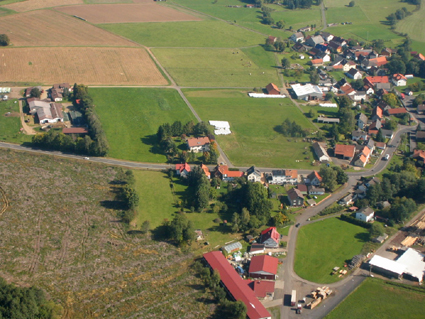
[
  {"left": 3, "top": 0, "right": 84, "bottom": 12},
  {"left": 0, "top": 47, "right": 167, "bottom": 85},
  {"left": 56, "top": 3, "right": 202, "bottom": 23},
  {"left": 0, "top": 150, "right": 214, "bottom": 318},
  {"left": 0, "top": 10, "right": 137, "bottom": 47}
]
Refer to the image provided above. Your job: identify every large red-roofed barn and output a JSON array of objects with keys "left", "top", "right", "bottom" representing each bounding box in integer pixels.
[
  {"left": 203, "top": 251, "right": 271, "bottom": 319},
  {"left": 249, "top": 255, "right": 279, "bottom": 280}
]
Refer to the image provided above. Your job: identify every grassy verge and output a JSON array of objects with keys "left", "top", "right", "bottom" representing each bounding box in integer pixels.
[
  {"left": 295, "top": 217, "right": 369, "bottom": 283},
  {"left": 184, "top": 89, "right": 318, "bottom": 168},
  {"left": 0, "top": 99, "right": 32, "bottom": 144},
  {"left": 91, "top": 88, "right": 196, "bottom": 163},
  {"left": 325, "top": 278, "right": 425, "bottom": 319}
]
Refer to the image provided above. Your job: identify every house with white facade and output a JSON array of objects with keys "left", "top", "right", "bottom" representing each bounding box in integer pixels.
[
  {"left": 355, "top": 207, "right": 375, "bottom": 222},
  {"left": 187, "top": 137, "right": 210, "bottom": 153},
  {"left": 246, "top": 166, "right": 262, "bottom": 183}
]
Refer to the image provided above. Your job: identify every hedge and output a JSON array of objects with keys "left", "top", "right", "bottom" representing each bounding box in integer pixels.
[{"left": 340, "top": 214, "right": 372, "bottom": 229}]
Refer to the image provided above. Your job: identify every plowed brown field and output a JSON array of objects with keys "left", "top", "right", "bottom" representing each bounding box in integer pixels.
[
  {"left": 3, "top": 0, "right": 84, "bottom": 12},
  {"left": 0, "top": 10, "right": 137, "bottom": 47},
  {"left": 56, "top": 3, "right": 202, "bottom": 23},
  {"left": 0, "top": 47, "right": 168, "bottom": 85}
]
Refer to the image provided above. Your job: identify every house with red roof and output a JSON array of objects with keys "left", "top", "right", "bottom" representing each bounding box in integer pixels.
[
  {"left": 305, "top": 171, "right": 322, "bottom": 186},
  {"left": 413, "top": 149, "right": 425, "bottom": 165},
  {"left": 311, "top": 58, "right": 323, "bottom": 67},
  {"left": 387, "top": 108, "right": 408, "bottom": 116},
  {"left": 368, "top": 56, "right": 387, "bottom": 67},
  {"left": 353, "top": 146, "right": 371, "bottom": 167},
  {"left": 248, "top": 280, "right": 275, "bottom": 299},
  {"left": 249, "top": 255, "right": 279, "bottom": 280},
  {"left": 175, "top": 163, "right": 191, "bottom": 178},
  {"left": 372, "top": 106, "right": 383, "bottom": 121},
  {"left": 214, "top": 165, "right": 244, "bottom": 182},
  {"left": 203, "top": 251, "right": 272, "bottom": 319},
  {"left": 363, "top": 76, "right": 389, "bottom": 92},
  {"left": 201, "top": 164, "right": 210, "bottom": 179},
  {"left": 392, "top": 74, "right": 407, "bottom": 87},
  {"left": 334, "top": 144, "right": 355, "bottom": 160},
  {"left": 260, "top": 227, "right": 280, "bottom": 248},
  {"left": 187, "top": 136, "right": 210, "bottom": 153},
  {"left": 266, "top": 83, "right": 280, "bottom": 95},
  {"left": 297, "top": 183, "right": 308, "bottom": 195}
]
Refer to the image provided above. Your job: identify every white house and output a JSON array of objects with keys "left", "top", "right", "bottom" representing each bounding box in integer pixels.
[
  {"left": 246, "top": 166, "right": 262, "bottom": 183},
  {"left": 305, "top": 171, "right": 322, "bottom": 186},
  {"left": 355, "top": 207, "right": 375, "bottom": 222},
  {"left": 269, "top": 169, "right": 298, "bottom": 184},
  {"left": 346, "top": 68, "right": 362, "bottom": 80},
  {"left": 28, "top": 100, "right": 63, "bottom": 124},
  {"left": 392, "top": 74, "right": 407, "bottom": 87},
  {"left": 290, "top": 32, "right": 304, "bottom": 43},
  {"left": 187, "top": 137, "right": 210, "bottom": 153},
  {"left": 175, "top": 163, "right": 191, "bottom": 178},
  {"left": 312, "top": 142, "right": 331, "bottom": 162}
]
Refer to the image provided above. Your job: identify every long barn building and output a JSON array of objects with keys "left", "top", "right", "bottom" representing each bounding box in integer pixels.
[{"left": 203, "top": 251, "right": 271, "bottom": 319}]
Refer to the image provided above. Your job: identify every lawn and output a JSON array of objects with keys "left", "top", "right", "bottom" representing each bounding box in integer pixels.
[
  {"left": 0, "top": 99, "right": 32, "bottom": 144},
  {"left": 133, "top": 170, "right": 236, "bottom": 249},
  {"left": 99, "top": 20, "right": 266, "bottom": 48},
  {"left": 183, "top": 89, "right": 318, "bottom": 168},
  {"left": 91, "top": 88, "right": 196, "bottom": 163},
  {"left": 396, "top": 4, "right": 425, "bottom": 43},
  {"left": 326, "top": 279, "right": 425, "bottom": 319},
  {"left": 294, "top": 217, "right": 369, "bottom": 283},
  {"left": 152, "top": 47, "right": 280, "bottom": 87}
]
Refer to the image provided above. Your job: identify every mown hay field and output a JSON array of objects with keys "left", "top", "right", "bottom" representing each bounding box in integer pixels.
[
  {"left": 56, "top": 3, "right": 202, "bottom": 24},
  {"left": 3, "top": 0, "right": 83, "bottom": 12},
  {"left": 396, "top": 4, "right": 425, "bottom": 43},
  {"left": 0, "top": 149, "right": 215, "bottom": 318},
  {"left": 0, "top": 10, "right": 137, "bottom": 47},
  {"left": 0, "top": 47, "right": 167, "bottom": 85}
]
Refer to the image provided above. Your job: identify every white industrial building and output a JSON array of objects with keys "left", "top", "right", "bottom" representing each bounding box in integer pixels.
[{"left": 291, "top": 84, "right": 323, "bottom": 100}]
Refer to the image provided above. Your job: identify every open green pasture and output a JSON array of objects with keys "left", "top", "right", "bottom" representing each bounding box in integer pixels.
[
  {"left": 133, "top": 170, "right": 235, "bottom": 248},
  {"left": 396, "top": 5, "right": 425, "bottom": 43},
  {"left": 99, "top": 20, "right": 266, "bottom": 48},
  {"left": 0, "top": 99, "right": 31, "bottom": 144},
  {"left": 171, "top": 0, "right": 318, "bottom": 37},
  {"left": 295, "top": 217, "right": 369, "bottom": 283},
  {"left": 326, "top": 279, "right": 425, "bottom": 319},
  {"left": 152, "top": 47, "right": 279, "bottom": 87},
  {"left": 412, "top": 40, "right": 425, "bottom": 55},
  {"left": 91, "top": 88, "right": 196, "bottom": 163},
  {"left": 183, "top": 89, "right": 317, "bottom": 168},
  {"left": 85, "top": 0, "right": 132, "bottom": 3}
]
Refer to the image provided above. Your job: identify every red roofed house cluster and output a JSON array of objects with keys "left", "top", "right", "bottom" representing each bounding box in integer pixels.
[{"left": 260, "top": 227, "right": 280, "bottom": 248}]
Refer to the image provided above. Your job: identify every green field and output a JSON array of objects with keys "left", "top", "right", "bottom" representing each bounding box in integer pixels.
[
  {"left": 85, "top": 0, "right": 131, "bottom": 3},
  {"left": 183, "top": 89, "right": 317, "bottom": 168},
  {"left": 396, "top": 5, "right": 425, "bottom": 42},
  {"left": 326, "top": 279, "right": 425, "bottom": 319},
  {"left": 0, "top": 100, "right": 32, "bottom": 144},
  {"left": 91, "top": 88, "right": 196, "bottom": 163},
  {"left": 295, "top": 217, "right": 369, "bottom": 283},
  {"left": 99, "top": 20, "right": 266, "bottom": 48},
  {"left": 153, "top": 47, "right": 280, "bottom": 87},
  {"left": 133, "top": 170, "right": 235, "bottom": 248}
]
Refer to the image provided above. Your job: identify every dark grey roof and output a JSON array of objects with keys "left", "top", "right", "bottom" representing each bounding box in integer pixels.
[
  {"left": 357, "top": 206, "right": 374, "bottom": 216},
  {"left": 356, "top": 113, "right": 368, "bottom": 123},
  {"left": 272, "top": 170, "right": 285, "bottom": 177},
  {"left": 347, "top": 68, "right": 359, "bottom": 76},
  {"left": 246, "top": 166, "right": 261, "bottom": 177},
  {"left": 352, "top": 130, "right": 367, "bottom": 137}
]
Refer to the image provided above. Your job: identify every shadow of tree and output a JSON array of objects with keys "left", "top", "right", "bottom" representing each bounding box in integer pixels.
[{"left": 140, "top": 134, "right": 162, "bottom": 155}]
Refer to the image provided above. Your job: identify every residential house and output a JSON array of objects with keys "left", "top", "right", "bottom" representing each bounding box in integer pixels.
[
  {"left": 377, "top": 100, "right": 391, "bottom": 112},
  {"left": 249, "top": 255, "right": 279, "bottom": 280},
  {"left": 297, "top": 183, "right": 308, "bottom": 195},
  {"left": 417, "top": 104, "right": 425, "bottom": 114},
  {"left": 311, "top": 58, "right": 323, "bottom": 67},
  {"left": 392, "top": 74, "right": 407, "bottom": 87},
  {"left": 28, "top": 100, "right": 63, "bottom": 124},
  {"left": 287, "top": 188, "right": 304, "bottom": 207},
  {"left": 365, "top": 176, "right": 380, "bottom": 188},
  {"left": 50, "top": 88, "right": 63, "bottom": 102},
  {"left": 339, "top": 83, "right": 356, "bottom": 96},
  {"left": 292, "top": 42, "right": 307, "bottom": 52},
  {"left": 260, "top": 227, "right": 280, "bottom": 248},
  {"left": 352, "top": 130, "right": 368, "bottom": 141},
  {"left": 248, "top": 280, "right": 275, "bottom": 300},
  {"left": 320, "top": 31, "right": 334, "bottom": 42},
  {"left": 305, "top": 171, "right": 322, "bottom": 186},
  {"left": 308, "top": 186, "right": 325, "bottom": 195},
  {"left": 267, "top": 36, "right": 277, "bottom": 44},
  {"left": 413, "top": 149, "right": 425, "bottom": 165},
  {"left": 316, "top": 43, "right": 330, "bottom": 54},
  {"left": 266, "top": 83, "right": 280, "bottom": 95},
  {"left": 353, "top": 146, "right": 371, "bottom": 167},
  {"left": 203, "top": 251, "right": 272, "bottom": 319},
  {"left": 339, "top": 193, "right": 354, "bottom": 206},
  {"left": 246, "top": 166, "right": 262, "bottom": 183},
  {"left": 328, "top": 41, "right": 342, "bottom": 52},
  {"left": 269, "top": 169, "right": 298, "bottom": 185},
  {"left": 352, "top": 91, "right": 367, "bottom": 102},
  {"left": 355, "top": 207, "right": 375, "bottom": 222},
  {"left": 187, "top": 136, "right": 210, "bottom": 153},
  {"left": 356, "top": 113, "right": 368, "bottom": 130},
  {"left": 201, "top": 164, "right": 211, "bottom": 179},
  {"left": 312, "top": 142, "right": 331, "bottom": 162},
  {"left": 290, "top": 32, "right": 304, "bottom": 43},
  {"left": 371, "top": 106, "right": 383, "bottom": 121},
  {"left": 215, "top": 165, "right": 244, "bottom": 182},
  {"left": 305, "top": 35, "right": 325, "bottom": 47},
  {"left": 381, "top": 129, "right": 394, "bottom": 139},
  {"left": 416, "top": 131, "right": 425, "bottom": 142},
  {"left": 368, "top": 119, "right": 382, "bottom": 135},
  {"left": 291, "top": 83, "right": 323, "bottom": 100},
  {"left": 375, "top": 142, "right": 386, "bottom": 150},
  {"left": 363, "top": 76, "right": 389, "bottom": 91},
  {"left": 368, "top": 56, "right": 387, "bottom": 68},
  {"left": 334, "top": 144, "right": 356, "bottom": 160},
  {"left": 175, "top": 163, "right": 191, "bottom": 178},
  {"left": 346, "top": 68, "right": 362, "bottom": 80},
  {"left": 381, "top": 48, "right": 394, "bottom": 57},
  {"left": 387, "top": 108, "right": 408, "bottom": 116},
  {"left": 249, "top": 243, "right": 266, "bottom": 256},
  {"left": 298, "top": 26, "right": 311, "bottom": 32},
  {"left": 365, "top": 138, "right": 375, "bottom": 153},
  {"left": 342, "top": 60, "right": 357, "bottom": 72}
]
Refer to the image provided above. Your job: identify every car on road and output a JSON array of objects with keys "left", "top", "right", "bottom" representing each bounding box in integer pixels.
[
  {"left": 84, "top": 157, "right": 90, "bottom": 160},
  {"left": 296, "top": 223, "right": 300, "bottom": 228},
  {"left": 383, "top": 154, "right": 390, "bottom": 161}
]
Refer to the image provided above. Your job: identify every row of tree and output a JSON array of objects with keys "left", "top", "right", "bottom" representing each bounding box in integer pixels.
[
  {"left": 114, "top": 169, "right": 140, "bottom": 224},
  {"left": 157, "top": 120, "right": 211, "bottom": 141},
  {"left": 276, "top": 118, "right": 309, "bottom": 137},
  {"left": 386, "top": 7, "right": 411, "bottom": 26}
]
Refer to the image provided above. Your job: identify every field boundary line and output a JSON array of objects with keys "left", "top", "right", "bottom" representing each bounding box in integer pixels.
[{"left": 0, "top": 187, "right": 9, "bottom": 216}]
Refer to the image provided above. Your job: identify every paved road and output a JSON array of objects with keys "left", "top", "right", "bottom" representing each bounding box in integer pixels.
[{"left": 320, "top": 2, "right": 327, "bottom": 31}]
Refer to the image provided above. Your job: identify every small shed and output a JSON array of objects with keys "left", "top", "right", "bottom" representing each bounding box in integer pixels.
[{"left": 222, "top": 241, "right": 242, "bottom": 254}]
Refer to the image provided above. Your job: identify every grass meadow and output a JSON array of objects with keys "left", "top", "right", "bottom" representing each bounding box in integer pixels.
[
  {"left": 0, "top": 149, "right": 215, "bottom": 318},
  {"left": 133, "top": 170, "right": 238, "bottom": 249},
  {"left": 0, "top": 99, "right": 32, "bottom": 144},
  {"left": 397, "top": 5, "right": 425, "bottom": 43},
  {"left": 99, "top": 20, "right": 266, "bottom": 48},
  {"left": 294, "top": 217, "right": 369, "bottom": 283},
  {"left": 152, "top": 47, "right": 280, "bottom": 87},
  {"left": 91, "top": 88, "right": 196, "bottom": 163},
  {"left": 326, "top": 279, "right": 425, "bottom": 319},
  {"left": 183, "top": 89, "right": 317, "bottom": 168}
]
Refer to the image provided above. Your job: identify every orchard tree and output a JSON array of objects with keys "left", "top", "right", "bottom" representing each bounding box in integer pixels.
[
  {"left": 281, "top": 58, "right": 291, "bottom": 69},
  {"left": 0, "top": 34, "right": 10, "bottom": 46}
]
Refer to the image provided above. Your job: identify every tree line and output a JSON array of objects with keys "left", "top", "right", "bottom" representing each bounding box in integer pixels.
[
  {"left": 32, "top": 84, "right": 109, "bottom": 156},
  {"left": 276, "top": 118, "right": 309, "bottom": 137}
]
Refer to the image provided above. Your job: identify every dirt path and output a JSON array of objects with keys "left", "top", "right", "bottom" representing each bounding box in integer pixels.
[{"left": 18, "top": 100, "right": 36, "bottom": 135}]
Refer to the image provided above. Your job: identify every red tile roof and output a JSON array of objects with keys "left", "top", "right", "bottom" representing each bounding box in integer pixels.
[
  {"left": 369, "top": 56, "right": 387, "bottom": 66},
  {"left": 187, "top": 136, "right": 210, "bottom": 148},
  {"left": 62, "top": 127, "right": 88, "bottom": 134},
  {"left": 373, "top": 106, "right": 383, "bottom": 119},
  {"left": 247, "top": 280, "right": 275, "bottom": 299},
  {"left": 203, "top": 251, "right": 271, "bottom": 319},
  {"left": 387, "top": 108, "right": 407, "bottom": 115},
  {"left": 375, "top": 142, "right": 386, "bottom": 148},
  {"left": 358, "top": 154, "right": 367, "bottom": 164},
  {"left": 361, "top": 146, "right": 371, "bottom": 157},
  {"left": 261, "top": 227, "right": 280, "bottom": 244},
  {"left": 175, "top": 163, "right": 191, "bottom": 173},
  {"left": 297, "top": 183, "right": 308, "bottom": 192},
  {"left": 217, "top": 165, "right": 244, "bottom": 178},
  {"left": 392, "top": 74, "right": 407, "bottom": 81},
  {"left": 364, "top": 76, "right": 389, "bottom": 84},
  {"left": 266, "top": 83, "right": 280, "bottom": 95},
  {"left": 333, "top": 64, "right": 343, "bottom": 70},
  {"left": 201, "top": 164, "right": 210, "bottom": 177},
  {"left": 249, "top": 255, "right": 278, "bottom": 275},
  {"left": 311, "top": 58, "right": 323, "bottom": 65},
  {"left": 334, "top": 144, "right": 355, "bottom": 158},
  {"left": 285, "top": 169, "right": 298, "bottom": 179},
  {"left": 413, "top": 149, "right": 425, "bottom": 160}
]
